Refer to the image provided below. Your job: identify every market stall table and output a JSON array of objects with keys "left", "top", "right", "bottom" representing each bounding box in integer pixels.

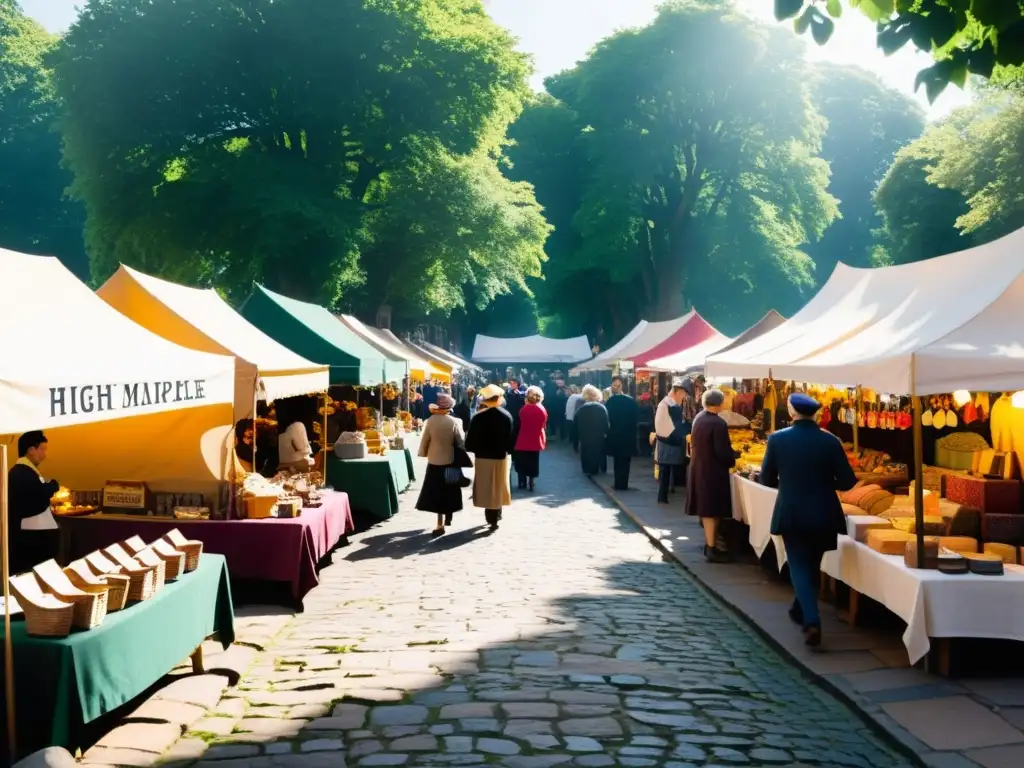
[
  {"left": 1, "top": 554, "right": 233, "bottom": 757},
  {"left": 327, "top": 449, "right": 414, "bottom": 519},
  {"left": 731, "top": 474, "right": 787, "bottom": 571},
  {"left": 58, "top": 492, "right": 353, "bottom": 604},
  {"left": 821, "top": 536, "right": 1024, "bottom": 669}
]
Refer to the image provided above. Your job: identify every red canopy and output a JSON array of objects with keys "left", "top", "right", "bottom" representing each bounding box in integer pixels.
[{"left": 629, "top": 312, "right": 721, "bottom": 368}]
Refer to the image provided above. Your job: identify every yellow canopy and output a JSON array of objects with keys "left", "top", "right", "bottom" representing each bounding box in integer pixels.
[{"left": 99, "top": 265, "right": 329, "bottom": 417}]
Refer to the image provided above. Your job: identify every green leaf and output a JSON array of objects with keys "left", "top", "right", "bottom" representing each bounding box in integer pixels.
[
  {"left": 967, "top": 40, "right": 996, "bottom": 76},
  {"left": 810, "top": 12, "right": 836, "bottom": 44},
  {"left": 774, "top": 0, "right": 805, "bottom": 21},
  {"left": 858, "top": 0, "right": 895, "bottom": 22},
  {"left": 795, "top": 6, "right": 814, "bottom": 34},
  {"left": 971, "top": 0, "right": 1022, "bottom": 30},
  {"left": 949, "top": 63, "right": 968, "bottom": 88},
  {"left": 877, "top": 20, "right": 913, "bottom": 54},
  {"left": 826, "top": 0, "right": 843, "bottom": 18}
]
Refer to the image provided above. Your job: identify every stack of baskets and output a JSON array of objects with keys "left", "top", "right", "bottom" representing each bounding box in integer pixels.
[{"left": 9, "top": 529, "right": 205, "bottom": 638}]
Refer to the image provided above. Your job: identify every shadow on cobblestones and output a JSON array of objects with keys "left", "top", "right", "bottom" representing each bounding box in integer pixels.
[{"left": 84, "top": 446, "right": 917, "bottom": 768}]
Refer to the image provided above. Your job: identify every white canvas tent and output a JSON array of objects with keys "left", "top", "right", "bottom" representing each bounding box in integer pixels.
[
  {"left": 99, "top": 265, "right": 329, "bottom": 415},
  {"left": 574, "top": 312, "right": 696, "bottom": 372},
  {"left": 706, "top": 227, "right": 1024, "bottom": 395},
  {"left": 0, "top": 251, "right": 235, "bottom": 433},
  {"left": 472, "top": 334, "right": 592, "bottom": 365},
  {"left": 645, "top": 332, "right": 734, "bottom": 373}
]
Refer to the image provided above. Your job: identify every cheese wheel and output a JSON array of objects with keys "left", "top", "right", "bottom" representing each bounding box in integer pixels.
[
  {"left": 922, "top": 410, "right": 933, "bottom": 427},
  {"left": 841, "top": 503, "right": 862, "bottom": 516},
  {"left": 983, "top": 542, "right": 1018, "bottom": 564},
  {"left": 858, "top": 489, "right": 892, "bottom": 512},
  {"left": 946, "top": 410, "right": 958, "bottom": 428},
  {"left": 843, "top": 484, "right": 883, "bottom": 505},
  {"left": 933, "top": 410, "right": 947, "bottom": 429},
  {"left": 938, "top": 536, "right": 979, "bottom": 554}
]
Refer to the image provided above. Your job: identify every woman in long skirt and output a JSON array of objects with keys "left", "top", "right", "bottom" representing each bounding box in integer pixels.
[
  {"left": 465, "top": 385, "right": 515, "bottom": 530},
  {"left": 512, "top": 386, "right": 548, "bottom": 490},
  {"left": 574, "top": 385, "right": 609, "bottom": 476},
  {"left": 416, "top": 393, "right": 466, "bottom": 537}
]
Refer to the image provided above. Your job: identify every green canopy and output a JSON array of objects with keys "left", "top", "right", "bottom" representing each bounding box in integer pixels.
[{"left": 240, "top": 285, "right": 405, "bottom": 386}]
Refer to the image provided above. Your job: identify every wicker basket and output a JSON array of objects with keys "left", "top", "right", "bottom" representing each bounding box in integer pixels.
[
  {"left": 150, "top": 539, "right": 185, "bottom": 580},
  {"left": 163, "top": 529, "right": 203, "bottom": 572},
  {"left": 103, "top": 543, "right": 159, "bottom": 601},
  {"left": 9, "top": 574, "right": 74, "bottom": 638},
  {"left": 133, "top": 547, "right": 167, "bottom": 590},
  {"left": 33, "top": 560, "right": 107, "bottom": 630}
]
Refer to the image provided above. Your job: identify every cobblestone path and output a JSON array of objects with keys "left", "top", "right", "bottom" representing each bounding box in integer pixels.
[{"left": 160, "top": 447, "right": 913, "bottom": 768}]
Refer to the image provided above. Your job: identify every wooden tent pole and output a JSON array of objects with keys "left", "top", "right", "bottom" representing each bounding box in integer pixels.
[
  {"left": 2, "top": 444, "right": 16, "bottom": 760},
  {"left": 322, "top": 390, "right": 329, "bottom": 471},
  {"left": 853, "top": 385, "right": 861, "bottom": 453},
  {"left": 910, "top": 355, "right": 925, "bottom": 568}
]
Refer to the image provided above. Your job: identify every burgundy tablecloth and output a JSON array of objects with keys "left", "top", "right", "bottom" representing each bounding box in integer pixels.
[{"left": 58, "top": 491, "right": 353, "bottom": 603}]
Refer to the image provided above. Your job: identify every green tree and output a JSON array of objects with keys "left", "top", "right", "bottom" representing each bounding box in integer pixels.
[
  {"left": 0, "top": 0, "right": 87, "bottom": 277},
  {"left": 773, "top": 0, "right": 1024, "bottom": 100},
  {"left": 53, "top": 0, "right": 539, "bottom": 310},
  {"left": 525, "top": 0, "right": 838, "bottom": 329},
  {"left": 805, "top": 63, "right": 924, "bottom": 279},
  {"left": 869, "top": 93, "right": 1024, "bottom": 265}
]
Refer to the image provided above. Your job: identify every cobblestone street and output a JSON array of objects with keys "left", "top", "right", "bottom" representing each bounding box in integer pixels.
[{"left": 89, "top": 446, "right": 914, "bottom": 768}]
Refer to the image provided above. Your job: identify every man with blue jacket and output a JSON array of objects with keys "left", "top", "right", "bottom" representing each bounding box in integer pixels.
[{"left": 760, "top": 393, "right": 857, "bottom": 648}]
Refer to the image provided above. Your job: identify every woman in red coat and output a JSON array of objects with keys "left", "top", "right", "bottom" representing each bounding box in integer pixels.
[{"left": 513, "top": 386, "right": 548, "bottom": 491}]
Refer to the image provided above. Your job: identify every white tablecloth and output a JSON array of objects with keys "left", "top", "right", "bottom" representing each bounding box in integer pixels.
[
  {"left": 731, "top": 475, "right": 787, "bottom": 570},
  {"left": 821, "top": 536, "right": 1024, "bottom": 664}
]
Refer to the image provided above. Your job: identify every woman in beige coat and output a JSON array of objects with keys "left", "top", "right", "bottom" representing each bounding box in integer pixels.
[
  {"left": 416, "top": 393, "right": 466, "bottom": 537},
  {"left": 465, "top": 384, "right": 515, "bottom": 531}
]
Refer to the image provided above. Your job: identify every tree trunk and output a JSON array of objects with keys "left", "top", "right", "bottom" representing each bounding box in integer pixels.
[{"left": 653, "top": 268, "right": 686, "bottom": 321}]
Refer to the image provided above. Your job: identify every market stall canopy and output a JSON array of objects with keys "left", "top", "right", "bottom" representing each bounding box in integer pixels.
[
  {"left": 572, "top": 321, "right": 649, "bottom": 373},
  {"left": 629, "top": 312, "right": 726, "bottom": 369},
  {"left": 575, "top": 313, "right": 697, "bottom": 372},
  {"left": 378, "top": 329, "right": 453, "bottom": 381},
  {"left": 418, "top": 340, "right": 482, "bottom": 373},
  {"left": 334, "top": 314, "right": 434, "bottom": 382},
  {"left": 706, "top": 226, "right": 1024, "bottom": 395},
  {"left": 0, "top": 249, "right": 235, "bottom": 500},
  {"left": 472, "top": 334, "right": 592, "bottom": 365},
  {"left": 240, "top": 285, "right": 399, "bottom": 386},
  {"left": 712, "top": 310, "right": 787, "bottom": 356},
  {"left": 98, "top": 266, "right": 329, "bottom": 410},
  {"left": 0, "top": 250, "right": 236, "bottom": 434},
  {"left": 648, "top": 310, "right": 786, "bottom": 374}
]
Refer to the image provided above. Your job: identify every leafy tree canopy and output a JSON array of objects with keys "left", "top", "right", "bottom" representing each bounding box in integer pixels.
[
  {"left": 0, "top": 0, "right": 87, "bottom": 276},
  {"left": 873, "top": 87, "right": 1024, "bottom": 264},
  {"left": 54, "top": 0, "right": 546, "bottom": 313},
  {"left": 772, "top": 0, "right": 1024, "bottom": 101},
  {"left": 804, "top": 63, "right": 923, "bottom": 279},
  {"left": 508, "top": 0, "right": 839, "bottom": 338}
]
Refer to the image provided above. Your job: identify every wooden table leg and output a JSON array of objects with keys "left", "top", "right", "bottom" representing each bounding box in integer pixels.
[
  {"left": 847, "top": 587, "right": 860, "bottom": 627},
  {"left": 926, "top": 638, "right": 952, "bottom": 676},
  {"left": 191, "top": 645, "right": 205, "bottom": 674}
]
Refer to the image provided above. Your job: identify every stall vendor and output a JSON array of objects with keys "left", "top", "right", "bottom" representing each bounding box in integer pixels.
[{"left": 8, "top": 430, "right": 60, "bottom": 574}]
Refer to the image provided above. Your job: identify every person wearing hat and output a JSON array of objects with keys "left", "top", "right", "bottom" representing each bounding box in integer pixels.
[
  {"left": 684, "top": 389, "right": 735, "bottom": 562},
  {"left": 465, "top": 384, "right": 515, "bottom": 530},
  {"left": 416, "top": 392, "right": 467, "bottom": 537},
  {"left": 760, "top": 392, "right": 857, "bottom": 648}
]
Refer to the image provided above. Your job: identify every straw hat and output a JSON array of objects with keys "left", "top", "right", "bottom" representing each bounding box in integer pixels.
[{"left": 479, "top": 384, "right": 504, "bottom": 401}]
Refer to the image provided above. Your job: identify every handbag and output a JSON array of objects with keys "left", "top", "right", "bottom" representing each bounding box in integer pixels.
[{"left": 444, "top": 467, "right": 464, "bottom": 486}]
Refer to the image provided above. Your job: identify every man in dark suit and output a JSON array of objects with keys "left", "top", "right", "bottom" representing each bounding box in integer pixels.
[
  {"left": 8, "top": 430, "right": 61, "bottom": 574},
  {"left": 760, "top": 393, "right": 857, "bottom": 648},
  {"left": 604, "top": 376, "right": 638, "bottom": 490}
]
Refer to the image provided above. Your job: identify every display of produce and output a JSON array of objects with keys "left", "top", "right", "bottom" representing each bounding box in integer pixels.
[{"left": 935, "top": 431, "right": 989, "bottom": 470}]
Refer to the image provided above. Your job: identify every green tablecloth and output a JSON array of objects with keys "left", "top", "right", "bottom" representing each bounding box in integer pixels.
[
  {"left": 327, "top": 448, "right": 413, "bottom": 519},
  {"left": 2, "top": 554, "right": 234, "bottom": 756}
]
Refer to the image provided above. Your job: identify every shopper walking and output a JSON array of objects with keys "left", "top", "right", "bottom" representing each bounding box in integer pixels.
[
  {"left": 605, "top": 376, "right": 638, "bottom": 491},
  {"left": 574, "top": 385, "right": 609, "bottom": 476},
  {"left": 565, "top": 385, "right": 583, "bottom": 447},
  {"left": 654, "top": 385, "right": 688, "bottom": 504},
  {"left": 415, "top": 393, "right": 467, "bottom": 538},
  {"left": 760, "top": 393, "right": 857, "bottom": 648},
  {"left": 465, "top": 384, "right": 515, "bottom": 530},
  {"left": 685, "top": 389, "right": 736, "bottom": 562},
  {"left": 512, "top": 386, "right": 548, "bottom": 490}
]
